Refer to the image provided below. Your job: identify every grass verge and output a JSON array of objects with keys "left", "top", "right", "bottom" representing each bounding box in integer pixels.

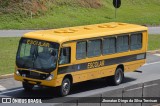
[
  {"left": 0, "top": 37, "right": 20, "bottom": 75},
  {"left": 0, "top": 34, "right": 160, "bottom": 75},
  {"left": 0, "top": 0, "right": 160, "bottom": 29},
  {"left": 148, "top": 35, "right": 160, "bottom": 50}
]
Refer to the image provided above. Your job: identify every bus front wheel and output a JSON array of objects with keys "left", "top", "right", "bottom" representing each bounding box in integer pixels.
[
  {"left": 60, "top": 78, "right": 71, "bottom": 96},
  {"left": 109, "top": 67, "right": 124, "bottom": 85},
  {"left": 22, "top": 82, "right": 34, "bottom": 91}
]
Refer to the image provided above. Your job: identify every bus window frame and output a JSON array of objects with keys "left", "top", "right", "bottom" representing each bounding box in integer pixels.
[
  {"left": 76, "top": 41, "right": 87, "bottom": 60},
  {"left": 75, "top": 31, "right": 144, "bottom": 60},
  {"left": 116, "top": 34, "right": 130, "bottom": 53},
  {"left": 130, "top": 32, "right": 143, "bottom": 51},
  {"left": 102, "top": 36, "right": 117, "bottom": 55},
  {"left": 87, "top": 39, "right": 102, "bottom": 58}
]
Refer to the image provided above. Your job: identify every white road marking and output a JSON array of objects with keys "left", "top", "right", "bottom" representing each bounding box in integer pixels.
[
  {"left": 0, "top": 88, "right": 23, "bottom": 95},
  {"left": 0, "top": 85, "right": 6, "bottom": 91},
  {"left": 144, "top": 83, "right": 158, "bottom": 88},
  {"left": 143, "top": 61, "right": 160, "bottom": 66},
  {"left": 154, "top": 54, "right": 160, "bottom": 56}
]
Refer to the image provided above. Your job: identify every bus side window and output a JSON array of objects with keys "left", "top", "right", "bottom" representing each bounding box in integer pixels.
[
  {"left": 130, "top": 33, "right": 142, "bottom": 50},
  {"left": 87, "top": 39, "right": 101, "bottom": 57},
  {"left": 103, "top": 37, "right": 116, "bottom": 55},
  {"left": 76, "top": 41, "right": 87, "bottom": 59},
  {"left": 59, "top": 47, "right": 71, "bottom": 65},
  {"left": 117, "top": 35, "right": 129, "bottom": 52}
]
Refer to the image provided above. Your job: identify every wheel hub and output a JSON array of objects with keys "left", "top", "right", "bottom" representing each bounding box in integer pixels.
[
  {"left": 63, "top": 82, "right": 70, "bottom": 94},
  {"left": 116, "top": 71, "right": 122, "bottom": 83}
]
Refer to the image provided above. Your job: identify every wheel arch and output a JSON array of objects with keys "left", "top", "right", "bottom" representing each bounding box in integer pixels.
[
  {"left": 63, "top": 74, "right": 73, "bottom": 84},
  {"left": 116, "top": 64, "right": 124, "bottom": 72}
]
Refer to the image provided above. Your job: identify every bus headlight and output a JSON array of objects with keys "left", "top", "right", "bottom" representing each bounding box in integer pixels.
[
  {"left": 16, "top": 70, "right": 20, "bottom": 76},
  {"left": 46, "top": 74, "right": 54, "bottom": 81}
]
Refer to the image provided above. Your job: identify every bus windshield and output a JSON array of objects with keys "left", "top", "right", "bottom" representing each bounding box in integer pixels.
[{"left": 16, "top": 38, "right": 60, "bottom": 73}]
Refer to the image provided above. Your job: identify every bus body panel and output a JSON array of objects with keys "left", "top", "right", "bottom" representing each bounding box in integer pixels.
[{"left": 14, "top": 22, "right": 148, "bottom": 88}]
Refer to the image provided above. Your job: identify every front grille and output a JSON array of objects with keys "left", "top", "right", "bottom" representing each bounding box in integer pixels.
[{"left": 18, "top": 70, "right": 50, "bottom": 80}]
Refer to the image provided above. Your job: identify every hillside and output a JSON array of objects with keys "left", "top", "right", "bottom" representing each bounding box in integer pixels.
[{"left": 0, "top": 0, "right": 160, "bottom": 29}]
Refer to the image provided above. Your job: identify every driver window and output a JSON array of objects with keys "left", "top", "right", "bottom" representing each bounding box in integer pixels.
[{"left": 59, "top": 47, "right": 71, "bottom": 65}]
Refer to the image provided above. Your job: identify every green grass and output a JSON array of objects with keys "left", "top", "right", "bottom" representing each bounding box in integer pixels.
[
  {"left": 0, "top": 37, "right": 20, "bottom": 75},
  {"left": 0, "top": 34, "right": 160, "bottom": 75},
  {"left": 0, "top": 0, "right": 160, "bottom": 29},
  {"left": 148, "top": 35, "right": 160, "bottom": 50}
]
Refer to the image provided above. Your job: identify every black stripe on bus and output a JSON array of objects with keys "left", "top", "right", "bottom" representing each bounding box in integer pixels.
[{"left": 58, "top": 53, "right": 146, "bottom": 74}]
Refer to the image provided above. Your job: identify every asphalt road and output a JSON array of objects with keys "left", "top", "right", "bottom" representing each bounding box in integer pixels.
[
  {"left": 0, "top": 27, "right": 160, "bottom": 37},
  {"left": 0, "top": 53, "right": 160, "bottom": 106}
]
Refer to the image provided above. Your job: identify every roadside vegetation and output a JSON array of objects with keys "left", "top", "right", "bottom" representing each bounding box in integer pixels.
[
  {"left": 148, "top": 35, "right": 160, "bottom": 50},
  {"left": 0, "top": 35, "right": 160, "bottom": 75},
  {"left": 0, "top": 37, "right": 20, "bottom": 75},
  {"left": 0, "top": 0, "right": 160, "bottom": 29}
]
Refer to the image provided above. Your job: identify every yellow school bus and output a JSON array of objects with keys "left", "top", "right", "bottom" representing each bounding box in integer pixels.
[{"left": 14, "top": 22, "right": 148, "bottom": 96}]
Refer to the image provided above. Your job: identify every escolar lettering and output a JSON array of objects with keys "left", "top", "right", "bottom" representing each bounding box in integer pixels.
[
  {"left": 27, "top": 40, "right": 50, "bottom": 47},
  {"left": 88, "top": 60, "right": 104, "bottom": 69}
]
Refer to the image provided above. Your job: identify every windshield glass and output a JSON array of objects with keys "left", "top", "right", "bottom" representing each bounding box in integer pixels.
[{"left": 16, "top": 38, "right": 59, "bottom": 73}]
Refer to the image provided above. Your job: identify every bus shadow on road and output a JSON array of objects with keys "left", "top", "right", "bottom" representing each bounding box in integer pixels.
[{"left": 70, "top": 76, "right": 136, "bottom": 95}]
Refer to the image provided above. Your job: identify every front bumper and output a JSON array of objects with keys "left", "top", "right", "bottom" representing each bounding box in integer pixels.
[{"left": 14, "top": 73, "right": 62, "bottom": 87}]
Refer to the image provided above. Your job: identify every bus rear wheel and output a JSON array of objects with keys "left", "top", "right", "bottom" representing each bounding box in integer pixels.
[
  {"left": 109, "top": 67, "right": 124, "bottom": 85},
  {"left": 60, "top": 78, "right": 71, "bottom": 96},
  {"left": 22, "top": 82, "right": 34, "bottom": 91}
]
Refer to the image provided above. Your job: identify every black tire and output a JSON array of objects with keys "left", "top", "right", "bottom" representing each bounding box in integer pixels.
[
  {"left": 59, "top": 78, "right": 71, "bottom": 96},
  {"left": 22, "top": 82, "right": 34, "bottom": 91},
  {"left": 109, "top": 67, "right": 124, "bottom": 85}
]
